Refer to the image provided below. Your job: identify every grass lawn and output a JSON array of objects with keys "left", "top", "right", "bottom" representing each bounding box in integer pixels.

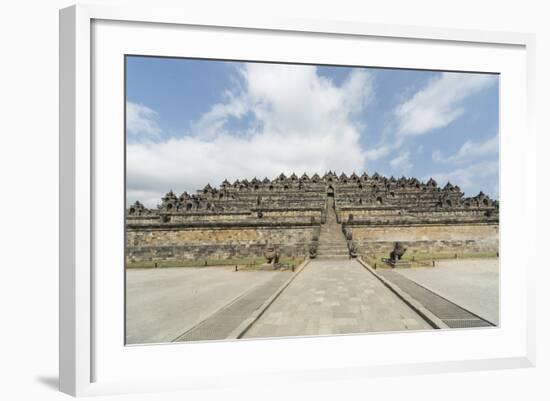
[{"left": 126, "top": 256, "right": 304, "bottom": 269}]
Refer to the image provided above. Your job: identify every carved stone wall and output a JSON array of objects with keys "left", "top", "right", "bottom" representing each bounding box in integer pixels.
[
  {"left": 349, "top": 224, "right": 499, "bottom": 255},
  {"left": 126, "top": 171, "right": 499, "bottom": 263},
  {"left": 126, "top": 226, "right": 317, "bottom": 261}
]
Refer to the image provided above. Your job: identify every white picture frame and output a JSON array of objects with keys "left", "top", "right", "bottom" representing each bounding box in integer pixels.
[{"left": 59, "top": 4, "right": 536, "bottom": 397}]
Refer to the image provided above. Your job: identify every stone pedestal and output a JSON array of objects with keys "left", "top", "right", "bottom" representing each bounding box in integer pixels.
[{"left": 388, "top": 259, "right": 411, "bottom": 268}]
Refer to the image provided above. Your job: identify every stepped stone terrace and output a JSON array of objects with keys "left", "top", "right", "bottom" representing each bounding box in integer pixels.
[{"left": 126, "top": 171, "right": 499, "bottom": 264}]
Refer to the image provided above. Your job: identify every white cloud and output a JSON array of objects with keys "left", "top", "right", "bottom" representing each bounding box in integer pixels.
[
  {"left": 394, "top": 72, "right": 496, "bottom": 137},
  {"left": 366, "top": 145, "right": 392, "bottom": 161},
  {"left": 389, "top": 151, "right": 413, "bottom": 174},
  {"left": 432, "top": 134, "right": 499, "bottom": 164},
  {"left": 126, "top": 102, "right": 161, "bottom": 137},
  {"left": 365, "top": 135, "right": 405, "bottom": 162},
  {"left": 127, "top": 64, "right": 374, "bottom": 206},
  {"left": 425, "top": 160, "right": 499, "bottom": 197}
]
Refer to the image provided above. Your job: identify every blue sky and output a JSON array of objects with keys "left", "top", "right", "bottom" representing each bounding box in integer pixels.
[{"left": 126, "top": 56, "right": 499, "bottom": 207}]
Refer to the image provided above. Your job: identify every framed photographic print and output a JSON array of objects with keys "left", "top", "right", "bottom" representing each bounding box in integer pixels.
[{"left": 59, "top": 4, "right": 536, "bottom": 397}]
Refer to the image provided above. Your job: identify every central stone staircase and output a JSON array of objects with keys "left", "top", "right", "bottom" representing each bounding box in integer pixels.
[{"left": 316, "top": 197, "right": 349, "bottom": 259}]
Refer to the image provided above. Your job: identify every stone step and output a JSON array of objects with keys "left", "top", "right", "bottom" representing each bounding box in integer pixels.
[
  {"left": 317, "top": 205, "right": 349, "bottom": 257},
  {"left": 317, "top": 244, "right": 348, "bottom": 249},
  {"left": 318, "top": 243, "right": 347, "bottom": 247},
  {"left": 317, "top": 246, "right": 348, "bottom": 253},
  {"left": 319, "top": 232, "right": 345, "bottom": 237},
  {"left": 316, "top": 254, "right": 351, "bottom": 259},
  {"left": 317, "top": 250, "right": 348, "bottom": 255},
  {"left": 317, "top": 253, "right": 349, "bottom": 258}
]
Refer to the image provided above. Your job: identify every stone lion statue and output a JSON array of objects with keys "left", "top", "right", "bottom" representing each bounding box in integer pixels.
[
  {"left": 264, "top": 245, "right": 280, "bottom": 264},
  {"left": 309, "top": 243, "right": 318, "bottom": 259},
  {"left": 348, "top": 241, "right": 358, "bottom": 258},
  {"left": 390, "top": 242, "right": 407, "bottom": 261},
  {"left": 343, "top": 228, "right": 353, "bottom": 241}
]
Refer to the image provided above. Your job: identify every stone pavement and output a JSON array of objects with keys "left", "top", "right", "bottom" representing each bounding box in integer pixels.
[
  {"left": 126, "top": 266, "right": 282, "bottom": 344},
  {"left": 174, "top": 271, "right": 292, "bottom": 342},
  {"left": 243, "top": 258, "right": 432, "bottom": 338},
  {"left": 394, "top": 258, "right": 499, "bottom": 325},
  {"left": 377, "top": 268, "right": 493, "bottom": 328}
]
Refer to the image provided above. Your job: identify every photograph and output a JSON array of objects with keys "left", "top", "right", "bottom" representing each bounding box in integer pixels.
[
  {"left": 124, "top": 56, "right": 500, "bottom": 345},
  {"left": 2, "top": 0, "right": 545, "bottom": 398}
]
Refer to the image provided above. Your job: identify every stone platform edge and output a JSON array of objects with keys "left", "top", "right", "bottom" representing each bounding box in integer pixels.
[{"left": 356, "top": 258, "right": 450, "bottom": 330}]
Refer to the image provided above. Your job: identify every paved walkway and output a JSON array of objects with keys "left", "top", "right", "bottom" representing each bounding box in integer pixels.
[
  {"left": 174, "top": 271, "right": 292, "bottom": 342},
  {"left": 126, "top": 267, "right": 282, "bottom": 344},
  {"left": 395, "top": 258, "right": 499, "bottom": 325},
  {"left": 243, "top": 259, "right": 431, "bottom": 338}
]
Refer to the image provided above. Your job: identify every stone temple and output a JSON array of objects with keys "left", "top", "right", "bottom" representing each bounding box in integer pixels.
[{"left": 126, "top": 171, "right": 499, "bottom": 264}]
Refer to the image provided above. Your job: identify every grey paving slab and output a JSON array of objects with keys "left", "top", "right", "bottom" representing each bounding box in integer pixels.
[
  {"left": 174, "top": 271, "right": 292, "bottom": 342},
  {"left": 394, "top": 258, "right": 499, "bottom": 325},
  {"left": 125, "top": 266, "right": 280, "bottom": 344},
  {"left": 377, "top": 269, "right": 492, "bottom": 328},
  {"left": 243, "top": 259, "right": 432, "bottom": 339}
]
